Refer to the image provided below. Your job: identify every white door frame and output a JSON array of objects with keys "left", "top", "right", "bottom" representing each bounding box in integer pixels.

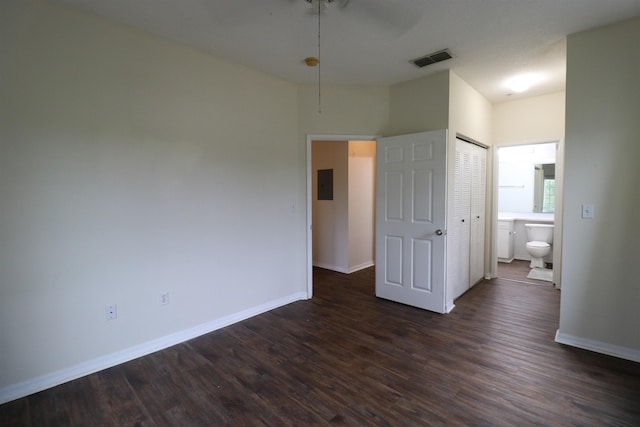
[{"left": 306, "top": 134, "right": 378, "bottom": 299}]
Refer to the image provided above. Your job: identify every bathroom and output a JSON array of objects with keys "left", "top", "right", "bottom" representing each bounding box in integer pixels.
[{"left": 497, "top": 142, "right": 557, "bottom": 282}]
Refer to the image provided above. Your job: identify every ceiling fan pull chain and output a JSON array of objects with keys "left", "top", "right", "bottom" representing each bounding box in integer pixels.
[{"left": 317, "top": 0, "right": 322, "bottom": 113}]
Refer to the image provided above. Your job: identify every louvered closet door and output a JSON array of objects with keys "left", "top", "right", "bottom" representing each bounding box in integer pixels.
[
  {"left": 469, "top": 144, "right": 487, "bottom": 286},
  {"left": 449, "top": 139, "right": 487, "bottom": 301},
  {"left": 449, "top": 142, "right": 471, "bottom": 301}
]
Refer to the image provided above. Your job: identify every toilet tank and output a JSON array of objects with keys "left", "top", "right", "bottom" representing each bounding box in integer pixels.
[{"left": 525, "top": 223, "right": 554, "bottom": 243}]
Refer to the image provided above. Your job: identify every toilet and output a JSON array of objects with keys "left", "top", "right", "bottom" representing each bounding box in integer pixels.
[{"left": 525, "top": 224, "right": 554, "bottom": 269}]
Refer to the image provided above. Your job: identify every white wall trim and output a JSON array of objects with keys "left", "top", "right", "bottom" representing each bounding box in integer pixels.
[
  {"left": 0, "top": 292, "right": 307, "bottom": 405},
  {"left": 445, "top": 302, "right": 456, "bottom": 313},
  {"left": 312, "top": 261, "right": 374, "bottom": 275},
  {"left": 347, "top": 261, "right": 375, "bottom": 274},
  {"left": 555, "top": 330, "right": 640, "bottom": 363},
  {"left": 313, "top": 262, "right": 349, "bottom": 274}
]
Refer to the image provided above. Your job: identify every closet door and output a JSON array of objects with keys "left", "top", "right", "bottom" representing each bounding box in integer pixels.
[
  {"left": 469, "top": 144, "right": 487, "bottom": 286},
  {"left": 449, "top": 140, "right": 472, "bottom": 300},
  {"left": 449, "top": 139, "right": 487, "bottom": 301}
]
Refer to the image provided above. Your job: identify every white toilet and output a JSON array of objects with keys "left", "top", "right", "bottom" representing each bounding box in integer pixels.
[{"left": 525, "top": 224, "right": 554, "bottom": 269}]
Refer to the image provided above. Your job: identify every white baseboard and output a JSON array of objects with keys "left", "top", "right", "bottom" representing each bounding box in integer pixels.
[
  {"left": 0, "top": 292, "right": 307, "bottom": 405},
  {"left": 555, "top": 330, "right": 640, "bottom": 363},
  {"left": 313, "top": 261, "right": 374, "bottom": 274},
  {"left": 313, "top": 262, "right": 348, "bottom": 273},
  {"left": 347, "top": 261, "right": 374, "bottom": 274}
]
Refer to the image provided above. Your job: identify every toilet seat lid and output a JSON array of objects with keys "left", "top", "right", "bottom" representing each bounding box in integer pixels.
[{"left": 527, "top": 241, "right": 550, "bottom": 248}]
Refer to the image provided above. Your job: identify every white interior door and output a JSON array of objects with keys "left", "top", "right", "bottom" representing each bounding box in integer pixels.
[{"left": 375, "top": 130, "right": 447, "bottom": 313}]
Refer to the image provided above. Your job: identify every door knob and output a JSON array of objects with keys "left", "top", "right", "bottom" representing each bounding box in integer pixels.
[{"left": 435, "top": 229, "right": 443, "bottom": 236}]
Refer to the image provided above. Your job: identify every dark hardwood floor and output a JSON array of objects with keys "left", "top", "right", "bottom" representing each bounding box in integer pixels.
[
  {"left": 2, "top": 267, "right": 640, "bottom": 426},
  {"left": 497, "top": 259, "right": 552, "bottom": 285}
]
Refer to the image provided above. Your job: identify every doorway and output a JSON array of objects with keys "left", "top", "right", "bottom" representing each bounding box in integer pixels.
[
  {"left": 493, "top": 141, "right": 563, "bottom": 287},
  {"left": 306, "top": 135, "right": 378, "bottom": 298}
]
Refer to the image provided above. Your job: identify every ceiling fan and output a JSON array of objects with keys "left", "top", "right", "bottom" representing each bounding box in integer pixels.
[
  {"left": 305, "top": 0, "right": 336, "bottom": 14},
  {"left": 298, "top": 0, "right": 424, "bottom": 112},
  {"left": 301, "top": 0, "right": 424, "bottom": 35}
]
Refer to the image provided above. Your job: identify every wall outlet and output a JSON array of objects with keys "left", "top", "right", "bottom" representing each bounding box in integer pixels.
[
  {"left": 160, "top": 292, "right": 169, "bottom": 305},
  {"left": 105, "top": 304, "right": 117, "bottom": 320}
]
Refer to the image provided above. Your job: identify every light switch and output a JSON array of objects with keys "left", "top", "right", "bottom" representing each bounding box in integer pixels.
[{"left": 582, "top": 204, "right": 594, "bottom": 219}]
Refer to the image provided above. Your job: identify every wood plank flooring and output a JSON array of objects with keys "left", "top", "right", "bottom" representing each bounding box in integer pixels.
[
  {"left": 497, "top": 259, "right": 552, "bottom": 285},
  {"left": 2, "top": 267, "right": 640, "bottom": 426}
]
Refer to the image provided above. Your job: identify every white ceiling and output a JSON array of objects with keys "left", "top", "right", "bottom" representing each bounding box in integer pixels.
[{"left": 48, "top": 0, "right": 640, "bottom": 103}]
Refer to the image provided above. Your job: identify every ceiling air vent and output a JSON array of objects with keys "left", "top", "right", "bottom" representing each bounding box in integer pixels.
[{"left": 411, "top": 49, "right": 452, "bottom": 68}]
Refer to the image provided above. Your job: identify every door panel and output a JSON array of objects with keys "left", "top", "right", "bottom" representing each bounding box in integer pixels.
[
  {"left": 375, "top": 130, "right": 447, "bottom": 313},
  {"left": 413, "top": 170, "right": 433, "bottom": 222},
  {"left": 384, "top": 235, "right": 403, "bottom": 285},
  {"left": 412, "top": 238, "right": 432, "bottom": 291},
  {"left": 385, "top": 172, "right": 403, "bottom": 220}
]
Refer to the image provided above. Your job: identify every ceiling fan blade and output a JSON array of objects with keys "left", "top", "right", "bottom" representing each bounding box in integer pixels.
[
  {"left": 204, "top": 0, "right": 293, "bottom": 26},
  {"left": 339, "top": 0, "right": 425, "bottom": 37}
]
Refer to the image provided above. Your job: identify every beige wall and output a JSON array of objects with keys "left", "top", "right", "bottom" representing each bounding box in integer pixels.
[
  {"left": 311, "top": 141, "right": 349, "bottom": 272},
  {"left": 558, "top": 16, "right": 640, "bottom": 360},
  {"left": 388, "top": 71, "right": 450, "bottom": 135},
  {"left": 493, "top": 92, "right": 566, "bottom": 146},
  {"left": 347, "top": 141, "right": 376, "bottom": 272},
  {"left": 0, "top": 0, "right": 303, "bottom": 400},
  {"left": 450, "top": 72, "right": 493, "bottom": 147},
  {"left": 298, "top": 84, "right": 390, "bottom": 136}
]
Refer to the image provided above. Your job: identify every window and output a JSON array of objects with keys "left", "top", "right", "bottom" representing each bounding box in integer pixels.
[{"left": 542, "top": 179, "right": 555, "bottom": 213}]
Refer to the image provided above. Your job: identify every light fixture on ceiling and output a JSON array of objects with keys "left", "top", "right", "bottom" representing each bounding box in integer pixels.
[
  {"left": 305, "top": 57, "right": 319, "bottom": 67},
  {"left": 505, "top": 73, "right": 544, "bottom": 93}
]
